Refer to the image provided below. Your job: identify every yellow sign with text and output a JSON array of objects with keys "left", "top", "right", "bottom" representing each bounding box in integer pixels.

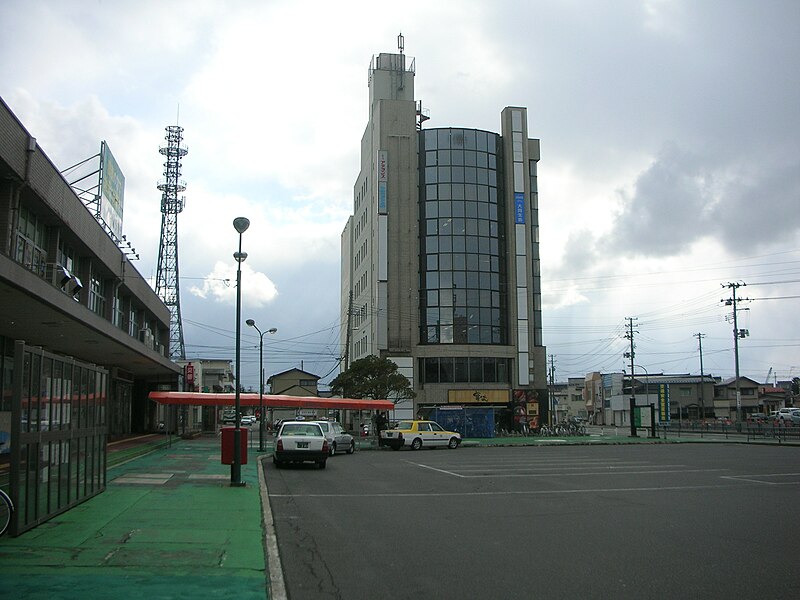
[{"left": 448, "top": 389, "right": 510, "bottom": 404}]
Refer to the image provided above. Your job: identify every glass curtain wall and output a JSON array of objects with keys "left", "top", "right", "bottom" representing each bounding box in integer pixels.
[{"left": 419, "top": 128, "right": 506, "bottom": 345}]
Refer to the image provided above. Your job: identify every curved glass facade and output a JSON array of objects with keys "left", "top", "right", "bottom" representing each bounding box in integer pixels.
[{"left": 419, "top": 128, "right": 506, "bottom": 345}]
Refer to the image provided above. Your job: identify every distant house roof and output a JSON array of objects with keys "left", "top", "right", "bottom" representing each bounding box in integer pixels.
[
  {"left": 267, "top": 368, "right": 320, "bottom": 383},
  {"left": 716, "top": 376, "right": 761, "bottom": 387}
]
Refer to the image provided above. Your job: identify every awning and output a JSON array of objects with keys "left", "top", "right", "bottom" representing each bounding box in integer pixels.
[{"left": 148, "top": 391, "right": 395, "bottom": 411}]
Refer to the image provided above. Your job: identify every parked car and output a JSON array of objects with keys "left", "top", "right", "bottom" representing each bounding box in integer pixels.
[
  {"left": 775, "top": 408, "right": 797, "bottom": 423},
  {"left": 240, "top": 415, "right": 255, "bottom": 426},
  {"left": 379, "top": 420, "right": 461, "bottom": 450},
  {"left": 312, "top": 420, "right": 355, "bottom": 455},
  {"left": 273, "top": 421, "right": 328, "bottom": 469},
  {"left": 747, "top": 413, "right": 767, "bottom": 423},
  {"left": 791, "top": 409, "right": 800, "bottom": 425}
]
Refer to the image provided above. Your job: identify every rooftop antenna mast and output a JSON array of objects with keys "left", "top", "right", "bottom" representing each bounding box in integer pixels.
[
  {"left": 155, "top": 120, "right": 188, "bottom": 360},
  {"left": 398, "top": 31, "right": 405, "bottom": 92}
]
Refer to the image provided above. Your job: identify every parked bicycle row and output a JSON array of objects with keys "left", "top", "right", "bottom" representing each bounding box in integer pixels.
[{"left": 494, "top": 421, "right": 589, "bottom": 437}]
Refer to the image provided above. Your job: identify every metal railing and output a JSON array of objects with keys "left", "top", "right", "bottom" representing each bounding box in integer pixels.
[{"left": 658, "top": 420, "right": 800, "bottom": 443}]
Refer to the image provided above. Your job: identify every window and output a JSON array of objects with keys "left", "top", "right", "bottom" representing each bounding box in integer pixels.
[
  {"left": 418, "top": 128, "right": 506, "bottom": 346},
  {"left": 88, "top": 264, "right": 106, "bottom": 316},
  {"left": 420, "top": 357, "right": 511, "bottom": 384},
  {"left": 16, "top": 205, "right": 48, "bottom": 277}
]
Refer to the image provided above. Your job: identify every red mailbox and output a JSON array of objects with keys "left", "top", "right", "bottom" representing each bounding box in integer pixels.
[{"left": 221, "top": 427, "right": 248, "bottom": 465}]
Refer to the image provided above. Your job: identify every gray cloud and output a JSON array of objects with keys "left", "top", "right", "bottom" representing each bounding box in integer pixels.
[{"left": 606, "top": 143, "right": 800, "bottom": 258}]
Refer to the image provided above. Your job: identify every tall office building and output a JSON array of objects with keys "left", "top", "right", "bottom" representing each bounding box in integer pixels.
[{"left": 341, "top": 46, "right": 547, "bottom": 428}]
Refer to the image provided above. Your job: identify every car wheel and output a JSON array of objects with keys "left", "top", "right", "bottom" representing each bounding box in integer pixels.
[
  {"left": 347, "top": 440, "right": 355, "bottom": 454},
  {"left": 448, "top": 437, "right": 459, "bottom": 449},
  {"left": 330, "top": 442, "right": 336, "bottom": 456},
  {"left": 411, "top": 438, "right": 422, "bottom": 450},
  {"left": 318, "top": 460, "right": 327, "bottom": 470}
]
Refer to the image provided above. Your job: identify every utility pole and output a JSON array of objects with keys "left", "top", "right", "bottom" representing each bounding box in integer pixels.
[
  {"left": 721, "top": 282, "right": 750, "bottom": 422},
  {"left": 624, "top": 317, "right": 638, "bottom": 437},
  {"left": 548, "top": 354, "right": 556, "bottom": 426},
  {"left": 694, "top": 333, "right": 706, "bottom": 420},
  {"left": 343, "top": 291, "right": 353, "bottom": 372}
]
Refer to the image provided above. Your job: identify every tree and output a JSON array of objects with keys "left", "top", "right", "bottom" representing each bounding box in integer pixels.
[{"left": 330, "top": 355, "right": 416, "bottom": 403}]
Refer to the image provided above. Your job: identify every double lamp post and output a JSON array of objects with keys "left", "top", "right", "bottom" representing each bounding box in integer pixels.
[
  {"left": 246, "top": 319, "right": 277, "bottom": 452},
  {"left": 231, "top": 217, "right": 278, "bottom": 485}
]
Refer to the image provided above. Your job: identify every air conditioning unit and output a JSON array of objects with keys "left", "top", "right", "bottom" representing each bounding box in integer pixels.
[
  {"left": 45, "top": 263, "right": 74, "bottom": 291},
  {"left": 139, "top": 328, "right": 154, "bottom": 349}
]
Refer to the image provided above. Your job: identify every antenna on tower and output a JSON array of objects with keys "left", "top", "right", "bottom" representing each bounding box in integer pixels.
[
  {"left": 397, "top": 31, "right": 406, "bottom": 91},
  {"left": 155, "top": 125, "right": 188, "bottom": 360}
]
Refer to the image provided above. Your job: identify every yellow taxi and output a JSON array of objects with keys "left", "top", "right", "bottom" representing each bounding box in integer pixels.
[{"left": 379, "top": 420, "right": 461, "bottom": 450}]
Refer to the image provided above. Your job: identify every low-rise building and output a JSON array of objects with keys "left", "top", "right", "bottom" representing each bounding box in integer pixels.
[
  {"left": 268, "top": 368, "right": 322, "bottom": 423},
  {"left": 0, "top": 96, "right": 181, "bottom": 534}
]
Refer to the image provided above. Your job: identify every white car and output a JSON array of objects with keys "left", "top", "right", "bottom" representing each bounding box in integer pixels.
[
  {"left": 775, "top": 408, "right": 797, "bottom": 422},
  {"left": 379, "top": 420, "right": 462, "bottom": 450},
  {"left": 273, "top": 421, "right": 329, "bottom": 469},
  {"left": 313, "top": 420, "right": 355, "bottom": 455},
  {"left": 240, "top": 415, "right": 255, "bottom": 426}
]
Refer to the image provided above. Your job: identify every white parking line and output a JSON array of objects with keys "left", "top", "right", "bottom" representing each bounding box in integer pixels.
[
  {"left": 408, "top": 462, "right": 727, "bottom": 478},
  {"left": 443, "top": 459, "right": 652, "bottom": 467},
  {"left": 720, "top": 473, "right": 800, "bottom": 485},
  {"left": 268, "top": 482, "right": 750, "bottom": 498},
  {"left": 450, "top": 464, "right": 687, "bottom": 473}
]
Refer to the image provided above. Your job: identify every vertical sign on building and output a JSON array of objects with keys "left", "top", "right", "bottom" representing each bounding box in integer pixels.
[
  {"left": 514, "top": 192, "right": 525, "bottom": 224},
  {"left": 377, "top": 150, "right": 388, "bottom": 214},
  {"left": 185, "top": 362, "right": 195, "bottom": 391}
]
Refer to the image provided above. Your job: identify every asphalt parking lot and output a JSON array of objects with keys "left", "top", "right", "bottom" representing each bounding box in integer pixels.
[{"left": 263, "top": 443, "right": 800, "bottom": 600}]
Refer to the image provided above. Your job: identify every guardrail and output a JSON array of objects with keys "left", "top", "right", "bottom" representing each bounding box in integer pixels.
[{"left": 657, "top": 421, "right": 800, "bottom": 444}]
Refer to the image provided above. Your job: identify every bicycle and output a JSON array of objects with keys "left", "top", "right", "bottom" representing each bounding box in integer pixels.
[{"left": 0, "top": 488, "right": 13, "bottom": 537}]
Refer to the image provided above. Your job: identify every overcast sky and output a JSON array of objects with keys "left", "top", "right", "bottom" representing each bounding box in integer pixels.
[{"left": 1, "top": 0, "right": 798, "bottom": 388}]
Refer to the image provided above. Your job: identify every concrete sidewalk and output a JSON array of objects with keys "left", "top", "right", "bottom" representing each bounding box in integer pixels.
[{"left": 0, "top": 435, "right": 271, "bottom": 600}]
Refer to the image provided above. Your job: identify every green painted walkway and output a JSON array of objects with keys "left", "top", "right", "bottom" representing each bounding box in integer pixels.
[{"left": 0, "top": 436, "right": 269, "bottom": 600}]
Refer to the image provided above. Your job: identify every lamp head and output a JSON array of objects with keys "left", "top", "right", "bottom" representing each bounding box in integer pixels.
[
  {"left": 233, "top": 217, "right": 250, "bottom": 234},
  {"left": 233, "top": 251, "right": 248, "bottom": 263},
  {"left": 267, "top": 328, "right": 278, "bottom": 334},
  {"left": 246, "top": 319, "right": 256, "bottom": 327}
]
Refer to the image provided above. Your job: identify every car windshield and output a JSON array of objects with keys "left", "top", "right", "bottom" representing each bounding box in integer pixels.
[
  {"left": 314, "top": 422, "right": 330, "bottom": 432},
  {"left": 393, "top": 421, "right": 414, "bottom": 430},
  {"left": 281, "top": 424, "right": 322, "bottom": 436}
]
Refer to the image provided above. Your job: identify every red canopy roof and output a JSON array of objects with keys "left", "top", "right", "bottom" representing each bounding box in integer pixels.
[{"left": 148, "top": 391, "right": 394, "bottom": 411}]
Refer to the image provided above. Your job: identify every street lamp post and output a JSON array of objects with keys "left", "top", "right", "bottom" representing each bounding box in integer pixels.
[
  {"left": 246, "top": 319, "right": 277, "bottom": 452},
  {"left": 231, "top": 217, "right": 250, "bottom": 487}
]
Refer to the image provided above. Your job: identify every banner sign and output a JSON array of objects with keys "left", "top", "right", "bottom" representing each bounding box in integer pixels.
[
  {"left": 100, "top": 141, "right": 125, "bottom": 239},
  {"left": 377, "top": 150, "right": 388, "bottom": 214},
  {"left": 514, "top": 192, "right": 525, "bottom": 224},
  {"left": 658, "top": 384, "right": 670, "bottom": 423}
]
